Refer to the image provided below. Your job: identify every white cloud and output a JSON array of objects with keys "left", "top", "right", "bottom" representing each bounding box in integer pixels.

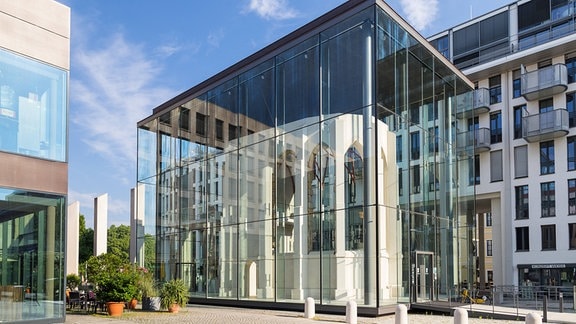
[
  {"left": 399, "top": 0, "right": 438, "bottom": 31},
  {"left": 71, "top": 33, "right": 176, "bottom": 171},
  {"left": 207, "top": 28, "right": 225, "bottom": 48},
  {"left": 246, "top": 0, "right": 298, "bottom": 20},
  {"left": 68, "top": 190, "right": 130, "bottom": 227}
]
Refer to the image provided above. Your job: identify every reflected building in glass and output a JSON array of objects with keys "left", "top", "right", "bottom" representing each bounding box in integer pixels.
[
  {"left": 137, "top": 0, "right": 476, "bottom": 314},
  {"left": 0, "top": 0, "right": 69, "bottom": 323}
]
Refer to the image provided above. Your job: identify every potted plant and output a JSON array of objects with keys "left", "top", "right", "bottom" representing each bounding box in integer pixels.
[
  {"left": 160, "top": 279, "right": 188, "bottom": 313},
  {"left": 95, "top": 268, "right": 138, "bottom": 316},
  {"left": 139, "top": 272, "right": 160, "bottom": 311}
]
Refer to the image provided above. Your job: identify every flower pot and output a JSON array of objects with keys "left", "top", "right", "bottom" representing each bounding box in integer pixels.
[
  {"left": 129, "top": 298, "right": 138, "bottom": 309},
  {"left": 142, "top": 296, "right": 160, "bottom": 311},
  {"left": 168, "top": 303, "right": 180, "bottom": 313},
  {"left": 106, "top": 301, "right": 125, "bottom": 317}
]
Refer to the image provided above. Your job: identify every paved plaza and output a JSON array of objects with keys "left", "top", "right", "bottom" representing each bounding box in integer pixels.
[{"left": 62, "top": 304, "right": 534, "bottom": 324}]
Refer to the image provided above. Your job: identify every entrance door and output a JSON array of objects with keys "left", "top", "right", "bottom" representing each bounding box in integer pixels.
[{"left": 414, "top": 252, "right": 434, "bottom": 302}]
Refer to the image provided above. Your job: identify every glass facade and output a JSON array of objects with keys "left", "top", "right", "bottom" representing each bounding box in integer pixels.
[
  {"left": 0, "top": 188, "right": 66, "bottom": 322},
  {"left": 0, "top": 49, "right": 67, "bottom": 162},
  {"left": 137, "top": 2, "right": 475, "bottom": 311}
]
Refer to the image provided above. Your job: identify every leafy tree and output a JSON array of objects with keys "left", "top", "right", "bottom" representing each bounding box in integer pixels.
[
  {"left": 78, "top": 214, "right": 94, "bottom": 264},
  {"left": 107, "top": 224, "right": 130, "bottom": 264},
  {"left": 85, "top": 253, "right": 125, "bottom": 285},
  {"left": 144, "top": 234, "right": 156, "bottom": 273}
]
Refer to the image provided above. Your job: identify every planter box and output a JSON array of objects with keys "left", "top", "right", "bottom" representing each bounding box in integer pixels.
[{"left": 142, "top": 296, "right": 160, "bottom": 311}]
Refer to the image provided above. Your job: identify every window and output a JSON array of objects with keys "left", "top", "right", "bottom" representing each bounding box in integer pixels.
[
  {"left": 569, "top": 223, "right": 576, "bottom": 249},
  {"left": 159, "top": 111, "right": 171, "bottom": 125},
  {"left": 513, "top": 105, "right": 525, "bottom": 139},
  {"left": 490, "top": 111, "right": 502, "bottom": 143},
  {"left": 567, "top": 92, "right": 576, "bottom": 128},
  {"left": 541, "top": 182, "right": 556, "bottom": 217},
  {"left": 569, "top": 179, "right": 576, "bottom": 215},
  {"left": 486, "top": 213, "right": 492, "bottom": 227},
  {"left": 515, "top": 185, "right": 529, "bottom": 219},
  {"left": 567, "top": 55, "right": 576, "bottom": 84},
  {"left": 196, "top": 112, "right": 207, "bottom": 136},
  {"left": 513, "top": 69, "right": 521, "bottom": 98},
  {"left": 540, "top": 141, "right": 555, "bottom": 174},
  {"left": 412, "top": 165, "right": 420, "bottom": 194},
  {"left": 539, "top": 98, "right": 554, "bottom": 113},
  {"left": 428, "top": 126, "right": 438, "bottom": 153},
  {"left": 468, "top": 116, "right": 479, "bottom": 131},
  {"left": 229, "top": 124, "right": 238, "bottom": 141},
  {"left": 469, "top": 155, "right": 480, "bottom": 185},
  {"left": 541, "top": 225, "right": 556, "bottom": 251},
  {"left": 398, "top": 168, "right": 403, "bottom": 196},
  {"left": 431, "top": 35, "right": 450, "bottom": 59},
  {"left": 514, "top": 145, "right": 528, "bottom": 178},
  {"left": 410, "top": 131, "right": 420, "bottom": 160},
  {"left": 489, "top": 75, "right": 502, "bottom": 104},
  {"left": 486, "top": 240, "right": 493, "bottom": 256},
  {"left": 215, "top": 119, "right": 224, "bottom": 140},
  {"left": 179, "top": 108, "right": 190, "bottom": 131},
  {"left": 490, "top": 150, "right": 503, "bottom": 182},
  {"left": 396, "top": 135, "right": 403, "bottom": 162},
  {"left": 345, "top": 147, "right": 363, "bottom": 250},
  {"left": 410, "top": 104, "right": 420, "bottom": 125},
  {"left": 516, "top": 227, "right": 530, "bottom": 251},
  {"left": 568, "top": 136, "right": 576, "bottom": 170}
]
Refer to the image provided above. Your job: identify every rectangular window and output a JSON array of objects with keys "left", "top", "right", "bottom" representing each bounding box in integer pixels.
[
  {"left": 567, "top": 55, "right": 576, "bottom": 84},
  {"left": 569, "top": 223, "right": 576, "bottom": 249},
  {"left": 410, "top": 131, "right": 420, "bottom": 160},
  {"left": 229, "top": 124, "right": 238, "bottom": 141},
  {"left": 539, "top": 98, "right": 554, "bottom": 113},
  {"left": 570, "top": 179, "right": 576, "bottom": 215},
  {"left": 486, "top": 213, "right": 492, "bottom": 227},
  {"left": 428, "top": 126, "right": 439, "bottom": 154},
  {"left": 514, "top": 145, "right": 528, "bottom": 178},
  {"left": 540, "top": 140, "right": 555, "bottom": 174},
  {"left": 513, "top": 105, "right": 525, "bottom": 139},
  {"left": 490, "top": 150, "right": 503, "bottom": 182},
  {"left": 179, "top": 108, "right": 190, "bottom": 131},
  {"left": 489, "top": 75, "right": 502, "bottom": 104},
  {"left": 541, "top": 182, "right": 556, "bottom": 217},
  {"left": 196, "top": 112, "right": 207, "bottom": 136},
  {"left": 569, "top": 136, "right": 576, "bottom": 171},
  {"left": 490, "top": 111, "right": 502, "bottom": 143},
  {"left": 215, "top": 119, "right": 224, "bottom": 140},
  {"left": 396, "top": 135, "right": 403, "bottom": 162},
  {"left": 398, "top": 168, "right": 403, "bottom": 196},
  {"left": 513, "top": 69, "right": 521, "bottom": 98},
  {"left": 516, "top": 227, "right": 530, "bottom": 251},
  {"left": 567, "top": 92, "right": 576, "bottom": 128},
  {"left": 410, "top": 104, "right": 420, "bottom": 125},
  {"left": 469, "top": 155, "right": 480, "bottom": 185},
  {"left": 412, "top": 165, "right": 420, "bottom": 194},
  {"left": 515, "top": 185, "right": 529, "bottom": 219},
  {"left": 541, "top": 225, "right": 556, "bottom": 251},
  {"left": 486, "top": 240, "right": 493, "bottom": 256}
]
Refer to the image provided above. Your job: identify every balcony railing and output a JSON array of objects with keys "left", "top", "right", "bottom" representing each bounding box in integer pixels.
[
  {"left": 522, "top": 108, "right": 569, "bottom": 143},
  {"left": 521, "top": 64, "right": 568, "bottom": 101},
  {"left": 456, "top": 88, "right": 491, "bottom": 117},
  {"left": 457, "top": 127, "right": 491, "bottom": 153}
]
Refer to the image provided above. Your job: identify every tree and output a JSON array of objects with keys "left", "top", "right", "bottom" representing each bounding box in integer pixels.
[
  {"left": 108, "top": 224, "right": 130, "bottom": 264},
  {"left": 144, "top": 234, "right": 156, "bottom": 273},
  {"left": 78, "top": 214, "right": 94, "bottom": 265}
]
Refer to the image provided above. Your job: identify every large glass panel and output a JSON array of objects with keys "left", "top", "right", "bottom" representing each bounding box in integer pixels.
[
  {"left": 0, "top": 188, "right": 66, "bottom": 322},
  {"left": 276, "top": 37, "right": 320, "bottom": 133},
  {"left": 238, "top": 219, "right": 274, "bottom": 301},
  {"left": 0, "top": 49, "right": 67, "bottom": 161}
]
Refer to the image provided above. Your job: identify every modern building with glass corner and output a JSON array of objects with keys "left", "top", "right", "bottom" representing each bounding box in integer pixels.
[
  {"left": 0, "top": 0, "right": 70, "bottom": 323},
  {"left": 136, "top": 0, "right": 476, "bottom": 315}
]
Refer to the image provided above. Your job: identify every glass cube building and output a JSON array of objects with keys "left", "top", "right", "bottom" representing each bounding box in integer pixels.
[{"left": 137, "top": 0, "right": 476, "bottom": 314}]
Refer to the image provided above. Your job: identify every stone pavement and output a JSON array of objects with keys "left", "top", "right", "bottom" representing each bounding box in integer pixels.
[{"left": 63, "top": 304, "right": 527, "bottom": 324}]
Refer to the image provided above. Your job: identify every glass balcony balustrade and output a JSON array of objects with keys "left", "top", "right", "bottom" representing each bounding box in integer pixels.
[
  {"left": 456, "top": 127, "right": 491, "bottom": 153},
  {"left": 456, "top": 88, "right": 490, "bottom": 117},
  {"left": 522, "top": 108, "right": 569, "bottom": 142},
  {"left": 521, "top": 64, "right": 568, "bottom": 101}
]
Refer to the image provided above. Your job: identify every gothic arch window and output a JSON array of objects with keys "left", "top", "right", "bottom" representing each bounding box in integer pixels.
[
  {"left": 307, "top": 143, "right": 335, "bottom": 252},
  {"left": 345, "top": 145, "right": 364, "bottom": 250}
]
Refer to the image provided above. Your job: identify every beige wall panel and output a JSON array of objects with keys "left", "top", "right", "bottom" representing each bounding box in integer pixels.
[
  {"left": 0, "top": 1, "right": 70, "bottom": 69},
  {"left": 0, "top": 152, "right": 67, "bottom": 195},
  {"left": 0, "top": 0, "right": 70, "bottom": 37}
]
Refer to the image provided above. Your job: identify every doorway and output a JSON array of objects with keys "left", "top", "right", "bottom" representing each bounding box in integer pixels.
[{"left": 414, "top": 251, "right": 434, "bottom": 302}]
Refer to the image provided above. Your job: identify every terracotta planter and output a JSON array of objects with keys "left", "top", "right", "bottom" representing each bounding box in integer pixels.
[
  {"left": 168, "top": 304, "right": 180, "bottom": 313},
  {"left": 129, "top": 298, "right": 138, "bottom": 309},
  {"left": 106, "top": 301, "right": 125, "bottom": 317}
]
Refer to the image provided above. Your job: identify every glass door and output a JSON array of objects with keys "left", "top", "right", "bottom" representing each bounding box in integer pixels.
[{"left": 414, "top": 251, "right": 434, "bottom": 302}]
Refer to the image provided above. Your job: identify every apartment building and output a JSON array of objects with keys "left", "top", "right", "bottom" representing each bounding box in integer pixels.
[
  {"left": 0, "top": 0, "right": 70, "bottom": 322},
  {"left": 429, "top": 0, "right": 576, "bottom": 290}
]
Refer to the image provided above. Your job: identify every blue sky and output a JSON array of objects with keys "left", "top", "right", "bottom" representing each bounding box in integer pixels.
[{"left": 60, "top": 0, "right": 511, "bottom": 228}]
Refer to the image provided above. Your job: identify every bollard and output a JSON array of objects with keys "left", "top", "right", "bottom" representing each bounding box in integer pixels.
[
  {"left": 395, "top": 304, "right": 407, "bottom": 324},
  {"left": 525, "top": 312, "right": 542, "bottom": 324},
  {"left": 346, "top": 300, "right": 357, "bottom": 324},
  {"left": 304, "top": 297, "right": 315, "bottom": 319},
  {"left": 559, "top": 292, "right": 564, "bottom": 313},
  {"left": 454, "top": 308, "right": 468, "bottom": 324},
  {"left": 543, "top": 296, "right": 548, "bottom": 323}
]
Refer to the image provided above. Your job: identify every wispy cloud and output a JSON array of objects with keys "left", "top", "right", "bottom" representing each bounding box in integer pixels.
[
  {"left": 207, "top": 28, "right": 225, "bottom": 48},
  {"left": 71, "top": 33, "right": 176, "bottom": 170},
  {"left": 399, "top": 0, "right": 438, "bottom": 31},
  {"left": 245, "top": 0, "right": 298, "bottom": 20}
]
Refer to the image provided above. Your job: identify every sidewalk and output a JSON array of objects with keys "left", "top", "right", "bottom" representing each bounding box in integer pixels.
[{"left": 63, "top": 304, "right": 526, "bottom": 324}]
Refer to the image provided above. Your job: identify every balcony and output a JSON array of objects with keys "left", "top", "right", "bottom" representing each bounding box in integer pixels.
[
  {"left": 522, "top": 109, "right": 569, "bottom": 143},
  {"left": 456, "top": 88, "right": 490, "bottom": 117},
  {"left": 521, "top": 64, "right": 568, "bottom": 101},
  {"left": 457, "top": 127, "right": 491, "bottom": 153}
]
